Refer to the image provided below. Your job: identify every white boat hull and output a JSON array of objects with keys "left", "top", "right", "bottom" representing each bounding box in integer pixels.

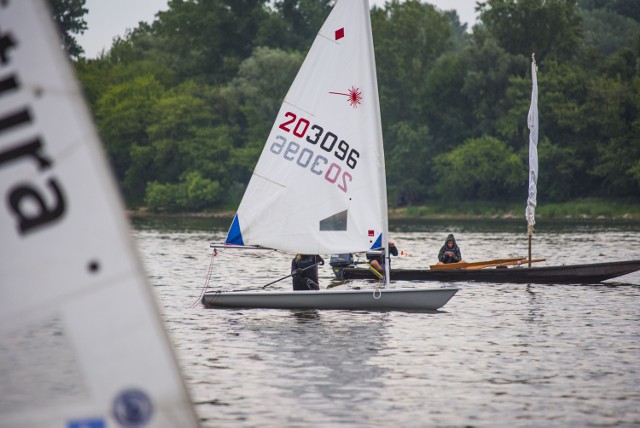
[{"left": 202, "top": 287, "right": 459, "bottom": 311}]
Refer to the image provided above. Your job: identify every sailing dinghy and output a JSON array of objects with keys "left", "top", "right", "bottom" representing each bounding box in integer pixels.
[
  {"left": 203, "top": 0, "right": 458, "bottom": 311},
  {"left": 0, "top": 2, "right": 198, "bottom": 427}
]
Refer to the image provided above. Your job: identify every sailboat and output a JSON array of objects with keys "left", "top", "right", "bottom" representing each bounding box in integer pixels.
[
  {"left": 0, "top": 2, "right": 198, "bottom": 427},
  {"left": 202, "top": 0, "right": 458, "bottom": 311}
]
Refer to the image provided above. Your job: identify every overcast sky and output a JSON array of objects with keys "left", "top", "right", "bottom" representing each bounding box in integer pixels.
[{"left": 77, "top": 0, "right": 479, "bottom": 59}]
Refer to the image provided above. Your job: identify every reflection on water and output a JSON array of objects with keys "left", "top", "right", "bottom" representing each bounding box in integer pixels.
[
  {"left": 248, "top": 310, "right": 389, "bottom": 425},
  {"left": 134, "top": 218, "right": 640, "bottom": 426}
]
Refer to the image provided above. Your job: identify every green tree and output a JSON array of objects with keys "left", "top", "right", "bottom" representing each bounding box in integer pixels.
[
  {"left": 230, "top": 47, "right": 303, "bottom": 145},
  {"left": 213, "top": 47, "right": 304, "bottom": 188},
  {"left": 589, "top": 75, "right": 640, "bottom": 196},
  {"left": 432, "top": 136, "right": 525, "bottom": 200},
  {"left": 75, "top": 55, "right": 175, "bottom": 113},
  {"left": 49, "top": 0, "right": 88, "bottom": 58},
  {"left": 442, "top": 10, "right": 470, "bottom": 52},
  {"left": 420, "top": 52, "right": 474, "bottom": 148},
  {"left": 151, "top": 0, "right": 271, "bottom": 84},
  {"left": 535, "top": 138, "right": 585, "bottom": 201},
  {"left": 386, "top": 121, "right": 432, "bottom": 206},
  {"left": 478, "top": 0, "right": 583, "bottom": 62},
  {"left": 579, "top": 0, "right": 640, "bottom": 22},
  {"left": 372, "top": 0, "right": 454, "bottom": 128},
  {"left": 265, "top": 0, "right": 334, "bottom": 51},
  {"left": 145, "top": 171, "right": 222, "bottom": 212},
  {"left": 494, "top": 71, "right": 532, "bottom": 146},
  {"left": 581, "top": 9, "right": 640, "bottom": 57},
  {"left": 138, "top": 81, "right": 238, "bottom": 208},
  {"left": 460, "top": 34, "right": 529, "bottom": 139},
  {"left": 95, "top": 74, "right": 164, "bottom": 201},
  {"left": 144, "top": 180, "right": 184, "bottom": 212},
  {"left": 73, "top": 0, "right": 640, "bottom": 210}
]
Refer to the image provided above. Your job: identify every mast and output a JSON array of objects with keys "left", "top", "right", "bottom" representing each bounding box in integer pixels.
[{"left": 361, "top": 0, "right": 390, "bottom": 287}]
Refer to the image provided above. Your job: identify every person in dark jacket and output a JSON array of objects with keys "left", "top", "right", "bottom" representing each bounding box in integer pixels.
[
  {"left": 437, "top": 234, "right": 462, "bottom": 264},
  {"left": 291, "top": 254, "right": 324, "bottom": 290},
  {"left": 368, "top": 241, "right": 399, "bottom": 273}
]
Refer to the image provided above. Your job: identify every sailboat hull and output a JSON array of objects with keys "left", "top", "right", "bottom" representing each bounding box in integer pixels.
[
  {"left": 342, "top": 260, "right": 640, "bottom": 284},
  {"left": 202, "top": 287, "right": 459, "bottom": 311}
]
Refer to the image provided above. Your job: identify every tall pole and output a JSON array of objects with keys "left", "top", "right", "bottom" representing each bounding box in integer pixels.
[
  {"left": 528, "top": 227, "right": 533, "bottom": 268},
  {"left": 525, "top": 53, "right": 538, "bottom": 268},
  {"left": 385, "top": 243, "right": 391, "bottom": 288}
]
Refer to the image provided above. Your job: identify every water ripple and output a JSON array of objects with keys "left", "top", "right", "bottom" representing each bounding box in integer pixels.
[{"left": 133, "top": 220, "right": 640, "bottom": 427}]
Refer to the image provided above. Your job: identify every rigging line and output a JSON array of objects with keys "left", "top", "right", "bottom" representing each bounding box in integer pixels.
[
  {"left": 190, "top": 248, "right": 218, "bottom": 308},
  {"left": 199, "top": 248, "right": 284, "bottom": 295}
]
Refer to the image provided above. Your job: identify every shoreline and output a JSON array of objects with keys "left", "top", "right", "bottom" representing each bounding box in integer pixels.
[{"left": 127, "top": 207, "right": 640, "bottom": 222}]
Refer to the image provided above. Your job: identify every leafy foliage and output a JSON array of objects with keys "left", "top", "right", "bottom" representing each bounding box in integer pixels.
[
  {"left": 432, "top": 136, "right": 525, "bottom": 200},
  {"left": 478, "top": 0, "right": 583, "bottom": 62},
  {"left": 145, "top": 171, "right": 222, "bottom": 212},
  {"left": 49, "top": 0, "right": 88, "bottom": 58},
  {"left": 75, "top": 0, "right": 640, "bottom": 212}
]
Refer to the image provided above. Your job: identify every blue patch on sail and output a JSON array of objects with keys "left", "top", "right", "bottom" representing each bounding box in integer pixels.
[
  {"left": 67, "top": 418, "right": 105, "bottom": 428},
  {"left": 226, "top": 214, "right": 244, "bottom": 246},
  {"left": 370, "top": 233, "right": 383, "bottom": 250},
  {"left": 113, "top": 389, "right": 153, "bottom": 426}
]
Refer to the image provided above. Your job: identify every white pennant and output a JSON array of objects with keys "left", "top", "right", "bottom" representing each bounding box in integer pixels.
[{"left": 525, "top": 54, "right": 538, "bottom": 232}]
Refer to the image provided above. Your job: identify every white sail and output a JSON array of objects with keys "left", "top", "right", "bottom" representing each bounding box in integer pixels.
[
  {"left": 226, "top": 0, "right": 388, "bottom": 255},
  {"left": 525, "top": 54, "right": 538, "bottom": 231},
  {"left": 0, "top": 1, "right": 198, "bottom": 427}
]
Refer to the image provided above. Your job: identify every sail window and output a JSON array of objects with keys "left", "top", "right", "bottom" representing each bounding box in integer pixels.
[{"left": 319, "top": 210, "right": 347, "bottom": 231}]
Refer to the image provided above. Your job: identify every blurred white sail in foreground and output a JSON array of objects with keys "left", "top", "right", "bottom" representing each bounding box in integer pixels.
[{"left": 0, "top": 1, "right": 198, "bottom": 427}]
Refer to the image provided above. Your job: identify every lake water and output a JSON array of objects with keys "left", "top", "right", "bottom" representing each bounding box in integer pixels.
[{"left": 132, "top": 218, "right": 640, "bottom": 427}]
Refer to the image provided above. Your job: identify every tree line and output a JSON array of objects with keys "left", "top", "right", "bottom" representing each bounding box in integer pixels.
[{"left": 58, "top": 0, "right": 640, "bottom": 211}]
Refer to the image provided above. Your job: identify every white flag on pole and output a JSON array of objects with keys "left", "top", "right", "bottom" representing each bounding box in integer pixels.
[{"left": 525, "top": 54, "right": 538, "bottom": 232}]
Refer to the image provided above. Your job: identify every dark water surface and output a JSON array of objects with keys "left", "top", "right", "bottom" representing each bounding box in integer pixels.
[{"left": 133, "top": 218, "right": 640, "bottom": 427}]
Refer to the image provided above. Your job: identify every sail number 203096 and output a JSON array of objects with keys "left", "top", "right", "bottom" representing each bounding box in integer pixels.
[{"left": 271, "top": 112, "right": 359, "bottom": 193}]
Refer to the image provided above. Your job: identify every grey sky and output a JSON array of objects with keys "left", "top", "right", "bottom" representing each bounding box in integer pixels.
[{"left": 77, "top": 0, "right": 479, "bottom": 59}]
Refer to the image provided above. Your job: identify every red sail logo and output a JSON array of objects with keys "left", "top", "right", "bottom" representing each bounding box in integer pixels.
[{"left": 329, "top": 86, "right": 362, "bottom": 108}]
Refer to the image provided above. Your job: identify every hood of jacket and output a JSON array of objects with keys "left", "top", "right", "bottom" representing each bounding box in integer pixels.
[{"left": 444, "top": 234, "right": 457, "bottom": 248}]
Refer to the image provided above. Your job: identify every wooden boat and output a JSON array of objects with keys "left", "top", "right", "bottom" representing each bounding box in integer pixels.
[
  {"left": 341, "top": 259, "right": 640, "bottom": 284},
  {"left": 202, "top": 287, "right": 459, "bottom": 311},
  {"left": 203, "top": 0, "right": 458, "bottom": 311},
  {"left": 335, "top": 57, "right": 639, "bottom": 287},
  {"left": 428, "top": 257, "right": 545, "bottom": 270}
]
